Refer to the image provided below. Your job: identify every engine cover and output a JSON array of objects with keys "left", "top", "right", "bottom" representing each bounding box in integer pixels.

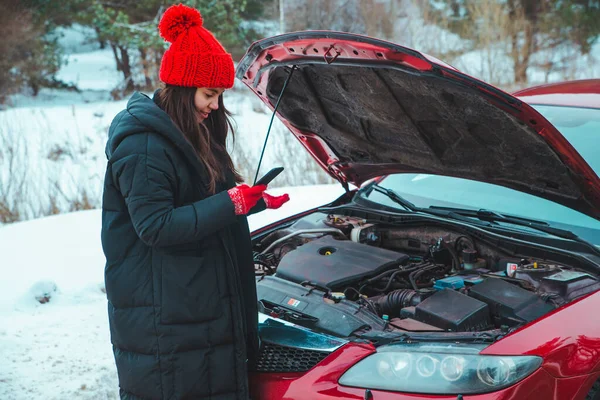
[{"left": 275, "top": 235, "right": 409, "bottom": 290}]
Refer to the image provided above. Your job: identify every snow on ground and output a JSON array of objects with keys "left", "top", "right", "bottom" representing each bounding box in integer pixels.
[
  {"left": 52, "top": 24, "right": 121, "bottom": 92},
  {"left": 56, "top": 49, "right": 122, "bottom": 92},
  {"left": 53, "top": 24, "right": 102, "bottom": 55},
  {"left": 0, "top": 184, "right": 345, "bottom": 400}
]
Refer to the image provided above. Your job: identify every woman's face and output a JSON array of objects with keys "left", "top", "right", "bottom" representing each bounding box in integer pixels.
[{"left": 194, "top": 87, "right": 225, "bottom": 122}]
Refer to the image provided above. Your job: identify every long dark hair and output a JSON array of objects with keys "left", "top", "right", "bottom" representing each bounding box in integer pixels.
[{"left": 156, "top": 85, "right": 243, "bottom": 194}]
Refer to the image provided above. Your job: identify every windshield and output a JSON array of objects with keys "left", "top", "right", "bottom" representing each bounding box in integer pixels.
[
  {"left": 364, "top": 105, "right": 600, "bottom": 244},
  {"left": 533, "top": 105, "right": 600, "bottom": 173}
]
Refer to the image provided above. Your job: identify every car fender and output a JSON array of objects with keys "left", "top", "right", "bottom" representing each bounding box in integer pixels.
[{"left": 480, "top": 290, "right": 600, "bottom": 378}]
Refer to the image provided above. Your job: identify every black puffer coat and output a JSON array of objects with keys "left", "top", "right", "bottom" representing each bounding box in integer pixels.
[{"left": 101, "top": 92, "right": 261, "bottom": 400}]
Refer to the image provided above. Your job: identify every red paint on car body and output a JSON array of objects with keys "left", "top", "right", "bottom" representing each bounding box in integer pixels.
[{"left": 513, "top": 79, "right": 600, "bottom": 109}]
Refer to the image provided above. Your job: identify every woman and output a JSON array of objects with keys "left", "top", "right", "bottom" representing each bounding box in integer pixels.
[{"left": 101, "top": 4, "right": 289, "bottom": 399}]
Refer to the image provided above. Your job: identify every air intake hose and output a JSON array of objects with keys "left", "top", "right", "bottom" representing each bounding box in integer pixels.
[{"left": 374, "top": 289, "right": 422, "bottom": 317}]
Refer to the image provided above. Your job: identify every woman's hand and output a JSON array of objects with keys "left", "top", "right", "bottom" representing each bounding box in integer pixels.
[
  {"left": 227, "top": 184, "right": 267, "bottom": 215},
  {"left": 262, "top": 192, "right": 290, "bottom": 209}
]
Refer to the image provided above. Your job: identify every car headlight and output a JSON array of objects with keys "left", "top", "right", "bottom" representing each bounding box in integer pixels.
[{"left": 339, "top": 343, "right": 542, "bottom": 395}]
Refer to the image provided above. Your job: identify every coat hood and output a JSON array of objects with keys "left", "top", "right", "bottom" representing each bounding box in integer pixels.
[
  {"left": 107, "top": 92, "right": 163, "bottom": 158},
  {"left": 236, "top": 31, "right": 600, "bottom": 220},
  {"left": 106, "top": 91, "right": 208, "bottom": 180}
]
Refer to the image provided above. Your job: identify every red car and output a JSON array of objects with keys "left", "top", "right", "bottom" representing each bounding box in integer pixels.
[{"left": 236, "top": 32, "right": 600, "bottom": 399}]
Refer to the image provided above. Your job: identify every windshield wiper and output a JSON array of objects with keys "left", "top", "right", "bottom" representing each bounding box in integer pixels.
[
  {"left": 365, "top": 184, "right": 492, "bottom": 226},
  {"left": 430, "top": 206, "right": 600, "bottom": 256},
  {"left": 368, "top": 183, "right": 416, "bottom": 211},
  {"left": 430, "top": 206, "right": 571, "bottom": 234}
]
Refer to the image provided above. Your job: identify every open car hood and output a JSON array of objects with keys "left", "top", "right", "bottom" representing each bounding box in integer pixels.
[{"left": 236, "top": 31, "right": 600, "bottom": 220}]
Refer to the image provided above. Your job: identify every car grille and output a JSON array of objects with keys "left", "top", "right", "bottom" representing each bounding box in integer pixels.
[{"left": 255, "top": 342, "right": 332, "bottom": 373}]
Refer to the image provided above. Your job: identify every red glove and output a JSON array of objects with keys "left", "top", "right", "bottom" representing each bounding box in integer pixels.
[
  {"left": 227, "top": 184, "right": 267, "bottom": 215},
  {"left": 263, "top": 192, "right": 290, "bottom": 209}
]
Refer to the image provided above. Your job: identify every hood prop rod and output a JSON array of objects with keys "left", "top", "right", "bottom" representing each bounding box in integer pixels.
[{"left": 253, "top": 65, "right": 297, "bottom": 185}]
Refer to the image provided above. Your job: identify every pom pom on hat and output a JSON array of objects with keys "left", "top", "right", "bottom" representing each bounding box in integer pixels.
[{"left": 158, "top": 4, "right": 203, "bottom": 43}]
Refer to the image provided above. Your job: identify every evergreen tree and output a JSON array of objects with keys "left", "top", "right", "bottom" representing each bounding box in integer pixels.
[
  {"left": 92, "top": 1, "right": 164, "bottom": 92},
  {"left": 184, "top": 0, "right": 256, "bottom": 56},
  {"left": 242, "top": 0, "right": 268, "bottom": 19}
]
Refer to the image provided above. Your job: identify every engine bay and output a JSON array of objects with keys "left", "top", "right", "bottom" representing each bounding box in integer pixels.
[{"left": 253, "top": 212, "right": 600, "bottom": 338}]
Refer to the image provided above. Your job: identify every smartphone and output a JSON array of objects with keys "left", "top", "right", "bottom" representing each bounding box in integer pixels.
[{"left": 255, "top": 167, "right": 284, "bottom": 186}]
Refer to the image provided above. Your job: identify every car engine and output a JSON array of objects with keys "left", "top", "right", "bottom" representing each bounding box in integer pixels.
[{"left": 253, "top": 212, "right": 600, "bottom": 338}]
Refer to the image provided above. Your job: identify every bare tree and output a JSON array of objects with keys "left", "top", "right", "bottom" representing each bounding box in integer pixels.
[{"left": 465, "top": 0, "right": 512, "bottom": 86}]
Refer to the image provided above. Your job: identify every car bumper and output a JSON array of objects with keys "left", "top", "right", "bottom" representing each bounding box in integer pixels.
[{"left": 249, "top": 343, "right": 592, "bottom": 400}]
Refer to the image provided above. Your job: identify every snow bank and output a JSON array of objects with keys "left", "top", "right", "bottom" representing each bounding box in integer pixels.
[
  {"left": 0, "top": 210, "right": 106, "bottom": 312},
  {"left": 54, "top": 24, "right": 101, "bottom": 54},
  {"left": 56, "top": 49, "right": 122, "bottom": 92}
]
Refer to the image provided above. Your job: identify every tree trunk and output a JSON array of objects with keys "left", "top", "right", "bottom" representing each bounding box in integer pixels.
[
  {"left": 111, "top": 43, "right": 122, "bottom": 72},
  {"left": 514, "top": 22, "right": 534, "bottom": 85},
  {"left": 118, "top": 46, "right": 134, "bottom": 92},
  {"left": 154, "top": 52, "right": 163, "bottom": 85},
  {"left": 30, "top": 80, "right": 40, "bottom": 96},
  {"left": 94, "top": 27, "right": 105, "bottom": 49},
  {"left": 507, "top": 0, "right": 539, "bottom": 86},
  {"left": 139, "top": 47, "right": 153, "bottom": 88}
]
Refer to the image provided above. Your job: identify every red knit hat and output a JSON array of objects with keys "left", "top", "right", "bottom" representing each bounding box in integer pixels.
[{"left": 158, "top": 4, "right": 234, "bottom": 89}]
